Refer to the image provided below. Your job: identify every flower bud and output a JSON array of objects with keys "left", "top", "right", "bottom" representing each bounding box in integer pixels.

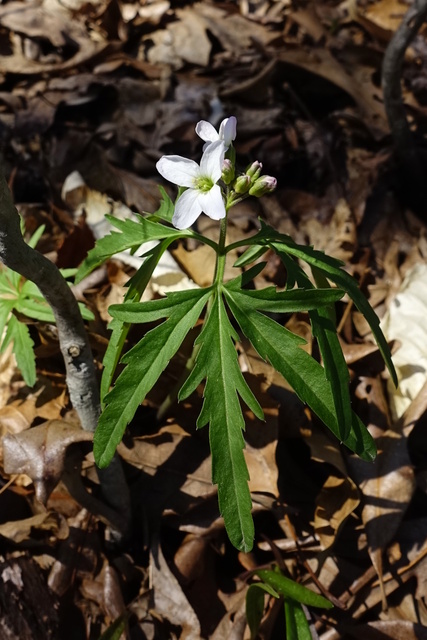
[
  {"left": 249, "top": 175, "right": 277, "bottom": 197},
  {"left": 221, "top": 159, "right": 235, "bottom": 184},
  {"left": 234, "top": 174, "right": 251, "bottom": 194},
  {"left": 246, "top": 161, "right": 262, "bottom": 182}
]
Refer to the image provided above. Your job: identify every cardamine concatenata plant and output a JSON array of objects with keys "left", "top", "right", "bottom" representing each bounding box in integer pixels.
[{"left": 75, "top": 116, "right": 396, "bottom": 552}]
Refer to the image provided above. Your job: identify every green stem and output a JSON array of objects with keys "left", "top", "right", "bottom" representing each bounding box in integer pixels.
[
  {"left": 157, "top": 213, "right": 228, "bottom": 422},
  {"left": 213, "top": 216, "right": 228, "bottom": 287}
]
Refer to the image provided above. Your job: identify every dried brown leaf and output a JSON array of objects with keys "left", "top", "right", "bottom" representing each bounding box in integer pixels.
[
  {"left": 0, "top": 511, "right": 68, "bottom": 543},
  {"left": 314, "top": 474, "right": 360, "bottom": 550},
  {"left": 347, "top": 430, "right": 416, "bottom": 598},
  {"left": 150, "top": 537, "right": 201, "bottom": 640},
  {"left": 347, "top": 620, "right": 427, "bottom": 640},
  {"left": 3, "top": 420, "right": 92, "bottom": 504}
]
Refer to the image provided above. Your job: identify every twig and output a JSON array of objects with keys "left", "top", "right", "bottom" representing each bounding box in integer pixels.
[
  {"left": 382, "top": 0, "right": 427, "bottom": 205},
  {"left": 0, "top": 170, "right": 130, "bottom": 537}
]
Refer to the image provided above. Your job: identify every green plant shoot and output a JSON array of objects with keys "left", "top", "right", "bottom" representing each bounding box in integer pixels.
[{"left": 1, "top": 224, "right": 93, "bottom": 386}]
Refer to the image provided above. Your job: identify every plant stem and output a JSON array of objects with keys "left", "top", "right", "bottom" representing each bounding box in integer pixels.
[
  {"left": 382, "top": 0, "right": 427, "bottom": 212},
  {"left": 157, "top": 214, "right": 229, "bottom": 421},
  {"left": 213, "top": 216, "right": 228, "bottom": 287},
  {"left": 0, "top": 170, "right": 130, "bottom": 538}
]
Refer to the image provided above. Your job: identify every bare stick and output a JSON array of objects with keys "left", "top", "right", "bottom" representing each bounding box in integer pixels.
[
  {"left": 0, "top": 171, "right": 130, "bottom": 535},
  {"left": 382, "top": 0, "right": 427, "bottom": 195}
]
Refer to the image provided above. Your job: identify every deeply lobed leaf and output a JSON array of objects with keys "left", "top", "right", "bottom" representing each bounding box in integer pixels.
[
  {"left": 94, "top": 288, "right": 212, "bottom": 467},
  {"left": 179, "top": 292, "right": 263, "bottom": 552},
  {"left": 75, "top": 214, "right": 185, "bottom": 283},
  {"left": 224, "top": 286, "right": 376, "bottom": 460}
]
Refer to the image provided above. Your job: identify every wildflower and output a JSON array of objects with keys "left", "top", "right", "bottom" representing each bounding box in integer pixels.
[
  {"left": 249, "top": 175, "right": 277, "bottom": 197},
  {"left": 156, "top": 140, "right": 226, "bottom": 230},
  {"left": 195, "top": 116, "right": 237, "bottom": 150}
]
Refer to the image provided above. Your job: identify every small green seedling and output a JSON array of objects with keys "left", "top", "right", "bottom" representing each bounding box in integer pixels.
[
  {"left": 247, "top": 568, "right": 333, "bottom": 639},
  {"left": 1, "top": 223, "right": 93, "bottom": 386}
]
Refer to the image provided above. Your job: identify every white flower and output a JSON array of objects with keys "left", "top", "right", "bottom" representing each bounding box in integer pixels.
[
  {"left": 156, "top": 140, "right": 226, "bottom": 230},
  {"left": 195, "top": 116, "right": 237, "bottom": 150}
]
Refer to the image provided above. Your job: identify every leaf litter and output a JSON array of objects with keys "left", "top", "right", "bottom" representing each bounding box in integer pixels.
[{"left": 1, "top": 0, "right": 427, "bottom": 637}]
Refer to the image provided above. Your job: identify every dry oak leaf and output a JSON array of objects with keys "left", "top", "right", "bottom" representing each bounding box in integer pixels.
[
  {"left": 346, "top": 429, "right": 416, "bottom": 606},
  {"left": 0, "top": 511, "right": 68, "bottom": 544},
  {"left": 3, "top": 420, "right": 93, "bottom": 505}
]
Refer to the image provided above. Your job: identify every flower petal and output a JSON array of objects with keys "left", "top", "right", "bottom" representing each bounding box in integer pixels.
[
  {"left": 172, "top": 188, "right": 202, "bottom": 229},
  {"left": 199, "top": 140, "right": 225, "bottom": 183},
  {"left": 156, "top": 156, "right": 199, "bottom": 188},
  {"left": 195, "top": 120, "right": 218, "bottom": 143},
  {"left": 219, "top": 117, "right": 237, "bottom": 147},
  {"left": 198, "top": 184, "right": 226, "bottom": 220}
]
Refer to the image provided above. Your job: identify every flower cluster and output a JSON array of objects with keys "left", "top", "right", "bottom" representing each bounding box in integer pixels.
[{"left": 156, "top": 117, "right": 276, "bottom": 230}]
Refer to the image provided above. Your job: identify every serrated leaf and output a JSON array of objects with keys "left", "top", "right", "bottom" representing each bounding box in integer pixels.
[
  {"left": 246, "top": 583, "right": 279, "bottom": 640},
  {"left": 255, "top": 570, "right": 333, "bottom": 609},
  {"left": 284, "top": 598, "right": 313, "bottom": 640},
  {"left": 224, "top": 282, "right": 344, "bottom": 313},
  {"left": 146, "top": 186, "right": 175, "bottom": 223},
  {"left": 178, "top": 293, "right": 263, "bottom": 552},
  {"left": 279, "top": 253, "right": 352, "bottom": 440},
  {"left": 236, "top": 222, "right": 396, "bottom": 387},
  {"left": 15, "top": 298, "right": 56, "bottom": 323},
  {"left": 75, "top": 214, "right": 185, "bottom": 283},
  {"left": 234, "top": 244, "right": 268, "bottom": 267},
  {"left": 100, "top": 239, "right": 174, "bottom": 403},
  {"left": 224, "top": 287, "right": 376, "bottom": 460},
  {"left": 94, "top": 288, "right": 212, "bottom": 467},
  {"left": 4, "top": 315, "right": 36, "bottom": 387},
  {"left": 0, "top": 299, "right": 15, "bottom": 349},
  {"left": 271, "top": 240, "right": 396, "bottom": 386}
]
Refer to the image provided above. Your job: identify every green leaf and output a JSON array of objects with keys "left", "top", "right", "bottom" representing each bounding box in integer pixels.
[
  {"left": 278, "top": 253, "right": 352, "bottom": 440},
  {"left": 0, "top": 299, "right": 15, "bottom": 348},
  {"left": 15, "top": 297, "right": 56, "bottom": 323},
  {"left": 233, "top": 222, "right": 397, "bottom": 387},
  {"left": 234, "top": 244, "right": 268, "bottom": 267},
  {"left": 97, "top": 613, "right": 129, "bottom": 640},
  {"left": 146, "top": 186, "right": 175, "bottom": 223},
  {"left": 284, "top": 599, "right": 313, "bottom": 640},
  {"left": 75, "top": 214, "right": 186, "bottom": 283},
  {"left": 4, "top": 315, "right": 36, "bottom": 387},
  {"left": 179, "top": 293, "right": 263, "bottom": 552},
  {"left": 255, "top": 570, "right": 333, "bottom": 609},
  {"left": 26, "top": 223, "right": 45, "bottom": 249},
  {"left": 100, "top": 239, "right": 175, "bottom": 404},
  {"left": 272, "top": 246, "right": 396, "bottom": 385},
  {"left": 224, "top": 281, "right": 345, "bottom": 313},
  {"left": 94, "top": 288, "right": 212, "bottom": 467},
  {"left": 224, "top": 287, "right": 376, "bottom": 460},
  {"left": 246, "top": 583, "right": 279, "bottom": 640}
]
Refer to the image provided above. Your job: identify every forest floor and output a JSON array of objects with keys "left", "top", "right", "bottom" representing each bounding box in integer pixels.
[{"left": 1, "top": 0, "right": 427, "bottom": 638}]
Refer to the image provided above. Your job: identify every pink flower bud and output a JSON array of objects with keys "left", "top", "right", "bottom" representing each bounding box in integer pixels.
[
  {"left": 222, "top": 159, "right": 235, "bottom": 184},
  {"left": 246, "top": 161, "right": 262, "bottom": 182},
  {"left": 249, "top": 175, "right": 277, "bottom": 197}
]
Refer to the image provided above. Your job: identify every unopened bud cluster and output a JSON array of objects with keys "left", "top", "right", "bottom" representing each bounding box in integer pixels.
[{"left": 224, "top": 159, "right": 277, "bottom": 204}]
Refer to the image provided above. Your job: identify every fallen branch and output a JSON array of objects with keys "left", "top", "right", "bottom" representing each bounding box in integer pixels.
[
  {"left": 0, "top": 170, "right": 130, "bottom": 537},
  {"left": 382, "top": 0, "right": 427, "bottom": 210}
]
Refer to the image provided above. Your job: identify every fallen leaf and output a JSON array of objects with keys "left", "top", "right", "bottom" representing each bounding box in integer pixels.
[
  {"left": 150, "top": 537, "right": 201, "bottom": 640},
  {"left": 3, "top": 420, "right": 93, "bottom": 504},
  {"left": 0, "top": 511, "right": 68, "bottom": 544}
]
